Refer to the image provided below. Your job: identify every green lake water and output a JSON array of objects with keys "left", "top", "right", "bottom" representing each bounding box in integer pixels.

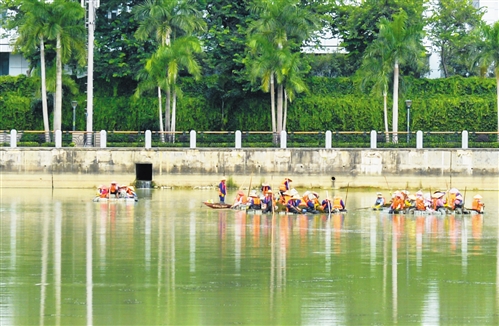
[{"left": 1, "top": 188, "right": 498, "bottom": 325}]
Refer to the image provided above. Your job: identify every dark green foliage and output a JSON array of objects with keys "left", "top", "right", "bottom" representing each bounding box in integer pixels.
[
  {"left": 0, "top": 94, "right": 34, "bottom": 130},
  {"left": 0, "top": 75, "right": 37, "bottom": 94},
  {"left": 305, "top": 53, "right": 357, "bottom": 78},
  {"left": 1, "top": 75, "right": 497, "bottom": 135}
]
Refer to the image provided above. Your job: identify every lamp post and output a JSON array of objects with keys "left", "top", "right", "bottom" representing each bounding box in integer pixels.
[
  {"left": 71, "top": 100, "right": 78, "bottom": 131},
  {"left": 405, "top": 100, "right": 412, "bottom": 143}
]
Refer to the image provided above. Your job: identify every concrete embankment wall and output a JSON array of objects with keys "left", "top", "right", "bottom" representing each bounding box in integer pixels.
[{"left": 0, "top": 148, "right": 498, "bottom": 190}]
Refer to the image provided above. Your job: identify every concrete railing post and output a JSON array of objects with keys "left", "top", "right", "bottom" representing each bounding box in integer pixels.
[
  {"left": 280, "top": 130, "right": 287, "bottom": 149},
  {"left": 145, "top": 130, "right": 151, "bottom": 149},
  {"left": 55, "top": 130, "right": 62, "bottom": 148},
  {"left": 190, "top": 130, "right": 196, "bottom": 149},
  {"left": 462, "top": 130, "right": 468, "bottom": 149},
  {"left": 10, "top": 129, "right": 17, "bottom": 148},
  {"left": 235, "top": 130, "right": 242, "bottom": 149},
  {"left": 100, "top": 130, "right": 107, "bottom": 148},
  {"left": 325, "top": 130, "right": 332, "bottom": 149},
  {"left": 416, "top": 130, "right": 423, "bottom": 149},
  {"left": 370, "top": 130, "right": 377, "bottom": 149}
]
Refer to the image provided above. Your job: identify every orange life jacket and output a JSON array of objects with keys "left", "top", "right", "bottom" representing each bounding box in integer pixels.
[
  {"left": 472, "top": 199, "right": 484, "bottom": 212},
  {"left": 392, "top": 197, "right": 404, "bottom": 210},
  {"left": 235, "top": 194, "right": 248, "bottom": 204},
  {"left": 299, "top": 197, "right": 309, "bottom": 207},
  {"left": 279, "top": 179, "right": 290, "bottom": 192},
  {"left": 415, "top": 197, "right": 426, "bottom": 211},
  {"left": 333, "top": 198, "right": 343, "bottom": 209},
  {"left": 280, "top": 194, "right": 291, "bottom": 205},
  {"left": 448, "top": 193, "right": 456, "bottom": 209},
  {"left": 432, "top": 198, "right": 438, "bottom": 210},
  {"left": 251, "top": 197, "right": 261, "bottom": 205}
]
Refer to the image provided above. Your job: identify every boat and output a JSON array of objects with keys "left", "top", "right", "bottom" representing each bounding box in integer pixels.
[
  {"left": 93, "top": 196, "right": 138, "bottom": 203},
  {"left": 203, "top": 201, "right": 232, "bottom": 209}
]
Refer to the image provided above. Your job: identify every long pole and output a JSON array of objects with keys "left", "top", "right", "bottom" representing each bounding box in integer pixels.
[
  {"left": 344, "top": 183, "right": 350, "bottom": 208},
  {"left": 85, "top": 0, "right": 96, "bottom": 146},
  {"left": 407, "top": 106, "right": 410, "bottom": 143},
  {"left": 72, "top": 106, "right": 76, "bottom": 131}
]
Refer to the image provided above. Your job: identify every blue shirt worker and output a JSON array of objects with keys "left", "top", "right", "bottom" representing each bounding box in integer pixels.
[
  {"left": 218, "top": 177, "right": 227, "bottom": 203},
  {"left": 373, "top": 192, "right": 385, "bottom": 209}
]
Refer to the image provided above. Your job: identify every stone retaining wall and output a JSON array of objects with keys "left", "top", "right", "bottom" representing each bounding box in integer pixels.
[{"left": 0, "top": 148, "right": 498, "bottom": 190}]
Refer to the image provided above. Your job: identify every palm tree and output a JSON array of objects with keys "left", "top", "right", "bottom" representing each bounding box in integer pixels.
[
  {"left": 476, "top": 21, "right": 499, "bottom": 142},
  {"left": 135, "top": 56, "right": 169, "bottom": 142},
  {"left": 367, "top": 9, "right": 425, "bottom": 143},
  {"left": 281, "top": 50, "right": 307, "bottom": 132},
  {"left": 134, "top": 0, "right": 205, "bottom": 141},
  {"left": 360, "top": 47, "right": 392, "bottom": 142},
  {"left": 50, "top": 0, "right": 86, "bottom": 132},
  {"left": 135, "top": 36, "right": 202, "bottom": 141},
  {"left": 14, "top": 0, "right": 53, "bottom": 142},
  {"left": 247, "top": 0, "right": 319, "bottom": 138}
]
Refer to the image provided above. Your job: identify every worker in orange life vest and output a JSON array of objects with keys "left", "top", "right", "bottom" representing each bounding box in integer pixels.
[
  {"left": 110, "top": 181, "right": 119, "bottom": 198},
  {"left": 286, "top": 194, "right": 302, "bottom": 214},
  {"left": 260, "top": 183, "right": 272, "bottom": 196},
  {"left": 232, "top": 190, "right": 248, "bottom": 209},
  {"left": 98, "top": 185, "right": 109, "bottom": 198},
  {"left": 431, "top": 191, "right": 446, "bottom": 211},
  {"left": 415, "top": 191, "right": 426, "bottom": 211},
  {"left": 471, "top": 194, "right": 485, "bottom": 213},
  {"left": 279, "top": 177, "right": 292, "bottom": 195},
  {"left": 389, "top": 192, "right": 405, "bottom": 213},
  {"left": 332, "top": 195, "right": 345, "bottom": 211},
  {"left": 247, "top": 190, "right": 262, "bottom": 210}
]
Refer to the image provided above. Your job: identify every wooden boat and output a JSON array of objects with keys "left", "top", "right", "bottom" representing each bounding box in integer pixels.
[
  {"left": 93, "top": 196, "right": 138, "bottom": 203},
  {"left": 203, "top": 201, "right": 232, "bottom": 209}
]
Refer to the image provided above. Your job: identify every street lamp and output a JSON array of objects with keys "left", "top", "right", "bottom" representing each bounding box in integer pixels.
[
  {"left": 71, "top": 100, "right": 78, "bottom": 131},
  {"left": 405, "top": 100, "right": 412, "bottom": 143}
]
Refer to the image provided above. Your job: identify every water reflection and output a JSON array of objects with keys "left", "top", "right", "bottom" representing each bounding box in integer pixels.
[
  {"left": 0, "top": 189, "right": 497, "bottom": 325},
  {"left": 86, "top": 203, "right": 93, "bottom": 326}
]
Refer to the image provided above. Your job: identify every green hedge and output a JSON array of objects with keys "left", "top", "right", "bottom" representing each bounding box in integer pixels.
[{"left": 0, "top": 75, "right": 497, "bottom": 133}]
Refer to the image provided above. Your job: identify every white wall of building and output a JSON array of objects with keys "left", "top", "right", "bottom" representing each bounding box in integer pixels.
[
  {"left": 479, "top": 0, "right": 498, "bottom": 23},
  {"left": 1, "top": 15, "right": 29, "bottom": 76}
]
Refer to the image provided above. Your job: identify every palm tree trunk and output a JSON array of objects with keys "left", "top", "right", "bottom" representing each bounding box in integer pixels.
[
  {"left": 270, "top": 73, "right": 277, "bottom": 143},
  {"left": 54, "top": 34, "right": 63, "bottom": 132},
  {"left": 171, "top": 86, "right": 177, "bottom": 144},
  {"left": 276, "top": 83, "right": 283, "bottom": 134},
  {"left": 283, "top": 89, "right": 288, "bottom": 132},
  {"left": 40, "top": 38, "right": 51, "bottom": 142},
  {"left": 496, "top": 73, "right": 499, "bottom": 142},
  {"left": 383, "top": 90, "right": 389, "bottom": 143},
  {"left": 158, "top": 87, "right": 165, "bottom": 143},
  {"left": 392, "top": 60, "right": 399, "bottom": 143},
  {"left": 165, "top": 85, "right": 171, "bottom": 142}
]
